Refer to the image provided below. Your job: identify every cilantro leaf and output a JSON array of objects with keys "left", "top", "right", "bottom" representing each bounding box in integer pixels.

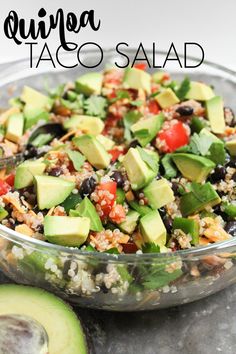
[
  {"left": 189, "top": 133, "right": 212, "bottom": 156},
  {"left": 142, "top": 243, "right": 160, "bottom": 253},
  {"left": 110, "top": 90, "right": 130, "bottom": 103},
  {"left": 137, "top": 146, "right": 158, "bottom": 172},
  {"left": 161, "top": 154, "right": 177, "bottom": 179},
  {"left": 190, "top": 182, "right": 208, "bottom": 203},
  {"left": 175, "top": 77, "right": 190, "bottom": 100},
  {"left": 66, "top": 150, "right": 85, "bottom": 171},
  {"left": 124, "top": 111, "right": 142, "bottom": 141},
  {"left": 143, "top": 268, "right": 182, "bottom": 290},
  {"left": 130, "top": 100, "right": 143, "bottom": 107},
  {"left": 134, "top": 129, "right": 150, "bottom": 139},
  {"left": 84, "top": 96, "right": 107, "bottom": 119},
  {"left": 208, "top": 142, "right": 226, "bottom": 165}
]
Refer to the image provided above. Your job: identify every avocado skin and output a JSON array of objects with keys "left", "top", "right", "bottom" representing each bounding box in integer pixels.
[
  {"left": 172, "top": 153, "right": 215, "bottom": 182},
  {"left": 173, "top": 217, "right": 199, "bottom": 245},
  {"left": 180, "top": 182, "right": 221, "bottom": 217}
]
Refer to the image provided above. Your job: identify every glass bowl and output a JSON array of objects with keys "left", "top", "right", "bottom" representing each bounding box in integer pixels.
[{"left": 0, "top": 49, "right": 235, "bottom": 311}]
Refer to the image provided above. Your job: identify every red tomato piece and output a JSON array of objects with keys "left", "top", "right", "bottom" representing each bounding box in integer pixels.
[
  {"left": 108, "top": 148, "right": 124, "bottom": 163},
  {"left": 121, "top": 242, "right": 138, "bottom": 254},
  {"left": 5, "top": 174, "right": 15, "bottom": 187},
  {"left": 134, "top": 63, "right": 147, "bottom": 71},
  {"left": 148, "top": 100, "right": 161, "bottom": 114},
  {"left": 157, "top": 121, "right": 189, "bottom": 152},
  {"left": 97, "top": 181, "right": 117, "bottom": 218},
  {"left": 0, "top": 179, "right": 11, "bottom": 196},
  {"left": 109, "top": 204, "right": 126, "bottom": 224}
]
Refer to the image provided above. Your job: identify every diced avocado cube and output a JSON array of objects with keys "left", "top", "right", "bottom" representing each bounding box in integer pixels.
[
  {"left": 44, "top": 215, "right": 90, "bottom": 247},
  {"left": 172, "top": 153, "right": 215, "bottom": 182},
  {"left": 180, "top": 182, "right": 221, "bottom": 217},
  {"left": 24, "top": 104, "right": 49, "bottom": 130},
  {"left": 21, "top": 86, "right": 53, "bottom": 111},
  {"left": 128, "top": 200, "right": 152, "bottom": 216},
  {"left": 73, "top": 134, "right": 111, "bottom": 169},
  {"left": 63, "top": 115, "right": 104, "bottom": 135},
  {"left": 155, "top": 88, "right": 180, "bottom": 109},
  {"left": 143, "top": 178, "right": 174, "bottom": 209},
  {"left": 205, "top": 96, "right": 225, "bottom": 134},
  {"left": 185, "top": 81, "right": 215, "bottom": 101},
  {"left": 75, "top": 197, "right": 103, "bottom": 232},
  {"left": 14, "top": 159, "right": 46, "bottom": 189},
  {"left": 119, "top": 210, "right": 140, "bottom": 234},
  {"left": 226, "top": 139, "right": 236, "bottom": 156},
  {"left": 123, "top": 68, "right": 151, "bottom": 94},
  {"left": 76, "top": 72, "right": 103, "bottom": 96},
  {"left": 173, "top": 217, "right": 199, "bottom": 245},
  {"left": 131, "top": 113, "right": 164, "bottom": 147},
  {"left": 190, "top": 116, "right": 208, "bottom": 133},
  {"left": 140, "top": 210, "right": 167, "bottom": 246},
  {"left": 96, "top": 134, "right": 115, "bottom": 150},
  {"left": 6, "top": 113, "right": 24, "bottom": 143},
  {"left": 0, "top": 206, "right": 8, "bottom": 221},
  {"left": 34, "top": 175, "right": 75, "bottom": 210},
  {"left": 122, "top": 148, "right": 156, "bottom": 190}
]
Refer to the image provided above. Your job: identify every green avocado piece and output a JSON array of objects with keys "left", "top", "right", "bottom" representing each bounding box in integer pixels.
[
  {"left": 96, "top": 134, "right": 115, "bottom": 150},
  {"left": 190, "top": 116, "right": 208, "bottom": 133},
  {"left": 21, "top": 86, "right": 53, "bottom": 111},
  {"left": 122, "top": 148, "right": 156, "bottom": 190},
  {"left": 143, "top": 178, "right": 174, "bottom": 209},
  {"left": 74, "top": 196, "right": 103, "bottom": 232},
  {"left": 199, "top": 128, "right": 226, "bottom": 165},
  {"left": 34, "top": 175, "right": 75, "bottom": 210},
  {"left": 14, "top": 159, "right": 46, "bottom": 189},
  {"left": 128, "top": 200, "right": 152, "bottom": 216},
  {"left": 185, "top": 81, "right": 215, "bottom": 101},
  {"left": 140, "top": 210, "right": 166, "bottom": 246},
  {"left": 173, "top": 217, "right": 199, "bottom": 245},
  {"left": 205, "top": 96, "right": 225, "bottom": 134},
  {"left": 119, "top": 210, "right": 140, "bottom": 234},
  {"left": 76, "top": 72, "right": 103, "bottom": 96},
  {"left": 0, "top": 206, "right": 8, "bottom": 221},
  {"left": 180, "top": 182, "right": 221, "bottom": 216},
  {"left": 23, "top": 104, "right": 49, "bottom": 131},
  {"left": 0, "top": 284, "right": 87, "bottom": 354},
  {"left": 226, "top": 139, "right": 236, "bottom": 156},
  {"left": 155, "top": 88, "right": 180, "bottom": 109},
  {"left": 123, "top": 68, "right": 151, "bottom": 94},
  {"left": 73, "top": 135, "right": 111, "bottom": 169},
  {"left": 63, "top": 115, "right": 104, "bottom": 135},
  {"left": 60, "top": 193, "right": 82, "bottom": 213},
  {"left": 6, "top": 113, "right": 24, "bottom": 143},
  {"left": 44, "top": 215, "right": 90, "bottom": 247},
  {"left": 131, "top": 113, "right": 164, "bottom": 147},
  {"left": 172, "top": 153, "right": 215, "bottom": 182}
]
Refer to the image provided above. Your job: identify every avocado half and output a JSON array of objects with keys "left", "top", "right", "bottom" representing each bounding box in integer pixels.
[{"left": 0, "top": 285, "right": 87, "bottom": 354}]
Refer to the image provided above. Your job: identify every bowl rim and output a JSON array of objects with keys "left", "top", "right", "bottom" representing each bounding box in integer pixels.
[{"left": 0, "top": 48, "right": 235, "bottom": 261}]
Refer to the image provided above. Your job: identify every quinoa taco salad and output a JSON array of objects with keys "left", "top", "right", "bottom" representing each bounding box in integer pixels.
[{"left": 0, "top": 63, "right": 235, "bottom": 305}]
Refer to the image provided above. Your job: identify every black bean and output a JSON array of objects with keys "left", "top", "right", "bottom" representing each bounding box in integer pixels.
[
  {"left": 24, "top": 146, "right": 39, "bottom": 159},
  {"left": 155, "top": 173, "right": 162, "bottom": 180},
  {"left": 110, "top": 171, "right": 124, "bottom": 187},
  {"left": 100, "top": 284, "right": 109, "bottom": 294},
  {"left": 36, "top": 224, "right": 44, "bottom": 234},
  {"left": 158, "top": 207, "right": 167, "bottom": 218},
  {"left": 224, "top": 107, "right": 235, "bottom": 127},
  {"left": 49, "top": 167, "right": 62, "bottom": 177},
  {"left": 213, "top": 204, "right": 228, "bottom": 221},
  {"left": 209, "top": 166, "right": 226, "bottom": 183},
  {"left": 176, "top": 106, "right": 194, "bottom": 116},
  {"left": 227, "top": 157, "right": 236, "bottom": 168},
  {"left": 129, "top": 140, "right": 141, "bottom": 148},
  {"left": 163, "top": 216, "right": 173, "bottom": 234},
  {"left": 224, "top": 221, "right": 236, "bottom": 237},
  {"left": 79, "top": 177, "right": 96, "bottom": 198},
  {"left": 171, "top": 182, "right": 180, "bottom": 196}
]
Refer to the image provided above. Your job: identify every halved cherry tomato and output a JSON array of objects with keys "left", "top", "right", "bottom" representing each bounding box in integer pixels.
[
  {"left": 108, "top": 148, "right": 124, "bottom": 163},
  {"left": 0, "top": 179, "right": 11, "bottom": 196},
  {"left": 109, "top": 204, "right": 126, "bottom": 224},
  {"left": 5, "top": 174, "right": 15, "bottom": 187},
  {"left": 157, "top": 121, "right": 189, "bottom": 152},
  {"left": 96, "top": 181, "right": 117, "bottom": 218},
  {"left": 148, "top": 100, "right": 161, "bottom": 115},
  {"left": 134, "top": 63, "right": 147, "bottom": 71}
]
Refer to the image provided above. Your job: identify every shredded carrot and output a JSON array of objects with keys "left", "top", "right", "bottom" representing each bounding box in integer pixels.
[
  {"left": 125, "top": 190, "right": 134, "bottom": 202},
  {"left": 0, "top": 169, "right": 6, "bottom": 179},
  {"left": 3, "top": 195, "right": 25, "bottom": 214},
  {"left": 59, "top": 129, "right": 77, "bottom": 142},
  {"left": 47, "top": 207, "right": 55, "bottom": 216},
  {"left": 15, "top": 224, "right": 34, "bottom": 237}
]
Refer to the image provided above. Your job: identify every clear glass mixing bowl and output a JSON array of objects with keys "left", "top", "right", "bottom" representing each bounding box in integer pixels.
[{"left": 0, "top": 49, "right": 235, "bottom": 311}]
